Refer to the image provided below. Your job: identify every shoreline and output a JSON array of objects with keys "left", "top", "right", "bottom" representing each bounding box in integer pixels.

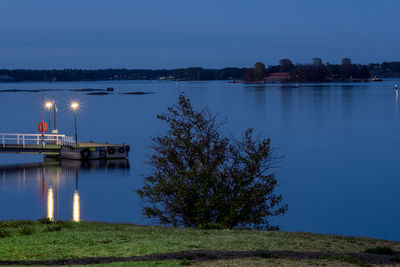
[{"left": 0, "top": 78, "right": 390, "bottom": 84}]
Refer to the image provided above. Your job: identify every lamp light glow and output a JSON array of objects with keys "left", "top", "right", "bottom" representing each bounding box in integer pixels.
[
  {"left": 71, "top": 102, "right": 79, "bottom": 110},
  {"left": 45, "top": 101, "right": 53, "bottom": 110},
  {"left": 71, "top": 101, "right": 79, "bottom": 146}
]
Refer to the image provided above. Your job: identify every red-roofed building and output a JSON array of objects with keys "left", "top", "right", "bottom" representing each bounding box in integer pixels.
[{"left": 264, "top": 72, "right": 291, "bottom": 82}]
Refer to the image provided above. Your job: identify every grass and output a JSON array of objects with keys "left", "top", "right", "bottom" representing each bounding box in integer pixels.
[
  {"left": 0, "top": 220, "right": 399, "bottom": 266},
  {"left": 364, "top": 246, "right": 395, "bottom": 255},
  {"left": 326, "top": 255, "right": 371, "bottom": 267},
  {"left": 197, "top": 258, "right": 366, "bottom": 267}
]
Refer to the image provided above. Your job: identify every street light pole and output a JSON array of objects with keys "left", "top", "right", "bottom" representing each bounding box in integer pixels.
[
  {"left": 74, "top": 109, "right": 78, "bottom": 146},
  {"left": 45, "top": 101, "right": 53, "bottom": 132},
  {"left": 48, "top": 108, "right": 51, "bottom": 132},
  {"left": 71, "top": 102, "right": 79, "bottom": 147},
  {"left": 53, "top": 104, "right": 57, "bottom": 132}
]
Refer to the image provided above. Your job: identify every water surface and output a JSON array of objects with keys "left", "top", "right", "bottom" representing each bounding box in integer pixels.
[{"left": 0, "top": 80, "right": 399, "bottom": 240}]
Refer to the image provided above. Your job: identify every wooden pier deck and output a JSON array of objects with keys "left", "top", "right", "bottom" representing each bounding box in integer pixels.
[{"left": 0, "top": 133, "right": 129, "bottom": 160}]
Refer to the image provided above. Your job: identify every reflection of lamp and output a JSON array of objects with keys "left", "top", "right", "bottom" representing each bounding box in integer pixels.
[
  {"left": 47, "top": 187, "right": 54, "bottom": 221},
  {"left": 72, "top": 170, "right": 80, "bottom": 222},
  {"left": 73, "top": 190, "right": 80, "bottom": 222}
]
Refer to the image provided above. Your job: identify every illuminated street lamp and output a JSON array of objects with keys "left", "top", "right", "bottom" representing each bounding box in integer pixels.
[
  {"left": 45, "top": 101, "right": 53, "bottom": 132},
  {"left": 71, "top": 102, "right": 79, "bottom": 146}
]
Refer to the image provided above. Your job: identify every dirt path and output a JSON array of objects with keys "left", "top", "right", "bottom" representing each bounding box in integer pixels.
[{"left": 0, "top": 250, "right": 398, "bottom": 266}]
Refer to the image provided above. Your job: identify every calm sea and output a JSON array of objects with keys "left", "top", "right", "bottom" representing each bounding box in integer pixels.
[{"left": 0, "top": 80, "right": 399, "bottom": 240}]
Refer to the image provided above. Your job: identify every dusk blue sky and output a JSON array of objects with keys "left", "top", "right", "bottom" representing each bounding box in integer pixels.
[{"left": 1, "top": 0, "right": 399, "bottom": 69}]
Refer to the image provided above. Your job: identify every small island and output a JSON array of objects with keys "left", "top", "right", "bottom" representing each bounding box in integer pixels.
[{"left": 240, "top": 58, "right": 381, "bottom": 84}]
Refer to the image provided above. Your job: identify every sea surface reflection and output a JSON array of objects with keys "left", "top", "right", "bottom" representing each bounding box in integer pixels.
[{"left": 0, "top": 159, "right": 130, "bottom": 222}]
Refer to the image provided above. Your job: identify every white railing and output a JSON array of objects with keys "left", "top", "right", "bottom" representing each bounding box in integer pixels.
[{"left": 0, "top": 133, "right": 75, "bottom": 148}]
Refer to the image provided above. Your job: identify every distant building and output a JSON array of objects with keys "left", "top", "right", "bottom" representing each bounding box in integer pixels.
[{"left": 264, "top": 73, "right": 291, "bottom": 82}]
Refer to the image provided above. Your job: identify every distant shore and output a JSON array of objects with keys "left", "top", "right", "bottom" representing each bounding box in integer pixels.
[
  {"left": 229, "top": 78, "right": 384, "bottom": 85},
  {"left": 1, "top": 60, "right": 399, "bottom": 83},
  {"left": 0, "top": 77, "right": 386, "bottom": 84}
]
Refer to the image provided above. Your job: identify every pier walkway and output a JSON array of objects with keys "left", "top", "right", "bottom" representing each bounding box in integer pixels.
[
  {"left": 0, "top": 133, "right": 129, "bottom": 160},
  {"left": 0, "top": 133, "right": 74, "bottom": 155}
]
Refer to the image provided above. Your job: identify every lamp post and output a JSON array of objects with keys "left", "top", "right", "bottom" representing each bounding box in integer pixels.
[
  {"left": 45, "top": 102, "right": 53, "bottom": 132},
  {"left": 53, "top": 104, "right": 57, "bottom": 132},
  {"left": 71, "top": 102, "right": 79, "bottom": 146}
]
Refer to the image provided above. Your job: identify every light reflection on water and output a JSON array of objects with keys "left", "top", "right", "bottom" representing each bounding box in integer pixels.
[
  {"left": 47, "top": 187, "right": 54, "bottom": 221},
  {"left": 73, "top": 190, "right": 80, "bottom": 222},
  {"left": 0, "top": 159, "right": 130, "bottom": 222}
]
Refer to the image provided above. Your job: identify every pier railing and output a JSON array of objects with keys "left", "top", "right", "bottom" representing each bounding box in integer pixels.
[{"left": 0, "top": 133, "right": 75, "bottom": 147}]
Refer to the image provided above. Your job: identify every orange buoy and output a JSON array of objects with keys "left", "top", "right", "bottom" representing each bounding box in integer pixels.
[{"left": 38, "top": 122, "right": 48, "bottom": 133}]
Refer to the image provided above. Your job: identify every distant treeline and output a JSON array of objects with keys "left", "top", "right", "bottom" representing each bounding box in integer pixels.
[
  {"left": 0, "top": 59, "right": 399, "bottom": 82},
  {"left": 244, "top": 58, "right": 372, "bottom": 82}
]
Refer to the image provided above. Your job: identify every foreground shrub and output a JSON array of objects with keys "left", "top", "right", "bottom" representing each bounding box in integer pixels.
[{"left": 137, "top": 94, "right": 287, "bottom": 229}]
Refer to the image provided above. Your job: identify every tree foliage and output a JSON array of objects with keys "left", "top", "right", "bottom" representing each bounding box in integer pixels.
[
  {"left": 137, "top": 95, "right": 287, "bottom": 230},
  {"left": 312, "top": 58, "right": 323, "bottom": 67},
  {"left": 0, "top": 68, "right": 245, "bottom": 82},
  {"left": 243, "top": 68, "right": 255, "bottom": 82},
  {"left": 279, "top": 59, "right": 294, "bottom": 72},
  {"left": 253, "top": 62, "right": 266, "bottom": 81}
]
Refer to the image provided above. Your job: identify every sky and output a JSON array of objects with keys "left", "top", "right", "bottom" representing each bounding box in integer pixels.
[{"left": 0, "top": 0, "right": 399, "bottom": 69}]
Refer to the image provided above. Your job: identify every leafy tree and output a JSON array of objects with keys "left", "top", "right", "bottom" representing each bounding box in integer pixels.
[
  {"left": 291, "top": 64, "right": 319, "bottom": 82},
  {"left": 253, "top": 62, "right": 266, "bottom": 81},
  {"left": 279, "top": 59, "right": 294, "bottom": 72},
  {"left": 217, "top": 68, "right": 244, "bottom": 80},
  {"left": 137, "top": 95, "right": 287, "bottom": 230},
  {"left": 341, "top": 58, "right": 352, "bottom": 65},
  {"left": 341, "top": 58, "right": 355, "bottom": 79},
  {"left": 173, "top": 69, "right": 182, "bottom": 80},
  {"left": 243, "top": 68, "right": 255, "bottom": 82},
  {"left": 312, "top": 58, "right": 323, "bottom": 67}
]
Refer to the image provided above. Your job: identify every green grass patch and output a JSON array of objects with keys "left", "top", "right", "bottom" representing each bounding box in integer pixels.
[
  {"left": 19, "top": 226, "right": 34, "bottom": 236},
  {"left": 327, "top": 255, "right": 371, "bottom": 267},
  {"left": 364, "top": 246, "right": 395, "bottom": 255},
  {"left": 38, "top": 217, "right": 53, "bottom": 225},
  {"left": 0, "top": 220, "right": 399, "bottom": 263},
  {"left": 86, "top": 261, "right": 182, "bottom": 266},
  {"left": 43, "top": 224, "right": 63, "bottom": 232},
  {"left": 180, "top": 257, "right": 196, "bottom": 266},
  {"left": 0, "top": 228, "right": 11, "bottom": 238}
]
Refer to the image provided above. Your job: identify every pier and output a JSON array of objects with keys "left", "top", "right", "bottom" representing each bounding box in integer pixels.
[{"left": 0, "top": 133, "right": 129, "bottom": 160}]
